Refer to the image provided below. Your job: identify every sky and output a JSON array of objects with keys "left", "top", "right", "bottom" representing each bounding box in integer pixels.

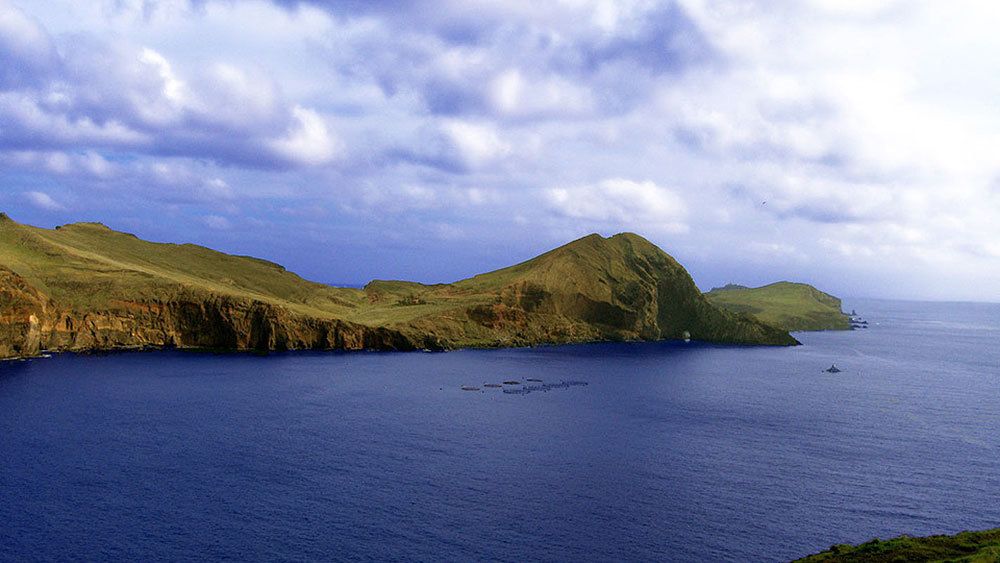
[{"left": 2, "top": 0, "right": 1000, "bottom": 301}]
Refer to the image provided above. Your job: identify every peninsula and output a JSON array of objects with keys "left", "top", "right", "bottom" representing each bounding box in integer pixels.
[
  {"left": 0, "top": 213, "right": 797, "bottom": 359},
  {"left": 705, "top": 281, "right": 852, "bottom": 331}
]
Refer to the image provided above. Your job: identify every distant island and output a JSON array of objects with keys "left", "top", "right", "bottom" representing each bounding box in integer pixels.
[
  {"left": 795, "top": 528, "right": 1000, "bottom": 562},
  {"left": 0, "top": 213, "right": 802, "bottom": 359},
  {"left": 705, "top": 281, "right": 852, "bottom": 331}
]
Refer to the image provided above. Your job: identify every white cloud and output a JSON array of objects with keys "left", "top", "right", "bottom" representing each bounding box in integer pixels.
[
  {"left": 440, "top": 120, "right": 511, "bottom": 169},
  {"left": 547, "top": 179, "right": 688, "bottom": 233},
  {"left": 268, "top": 106, "right": 341, "bottom": 166},
  {"left": 80, "top": 151, "right": 116, "bottom": 178},
  {"left": 489, "top": 69, "right": 594, "bottom": 118},
  {"left": 0, "top": 91, "right": 150, "bottom": 146},
  {"left": 0, "top": 3, "right": 344, "bottom": 169},
  {"left": 201, "top": 214, "right": 231, "bottom": 230},
  {"left": 23, "top": 190, "right": 63, "bottom": 211},
  {"left": 1, "top": 150, "right": 120, "bottom": 179},
  {"left": 136, "top": 47, "right": 187, "bottom": 124}
]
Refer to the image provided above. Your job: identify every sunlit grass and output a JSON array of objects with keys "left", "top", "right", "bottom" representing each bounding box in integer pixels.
[{"left": 705, "top": 281, "right": 851, "bottom": 331}]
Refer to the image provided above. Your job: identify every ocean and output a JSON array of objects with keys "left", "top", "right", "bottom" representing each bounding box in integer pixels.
[{"left": 1, "top": 298, "right": 998, "bottom": 561}]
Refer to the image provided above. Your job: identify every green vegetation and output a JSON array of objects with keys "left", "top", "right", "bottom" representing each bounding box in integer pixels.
[
  {"left": 0, "top": 213, "right": 798, "bottom": 358},
  {"left": 795, "top": 529, "right": 1000, "bottom": 562},
  {"left": 704, "top": 281, "right": 851, "bottom": 331}
]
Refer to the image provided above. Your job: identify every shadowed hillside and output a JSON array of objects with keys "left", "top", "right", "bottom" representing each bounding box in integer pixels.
[
  {"left": 705, "top": 281, "right": 851, "bottom": 331},
  {"left": 0, "top": 213, "right": 797, "bottom": 358}
]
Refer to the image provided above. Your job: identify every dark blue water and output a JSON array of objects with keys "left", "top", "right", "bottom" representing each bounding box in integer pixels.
[{"left": 2, "top": 299, "right": 999, "bottom": 562}]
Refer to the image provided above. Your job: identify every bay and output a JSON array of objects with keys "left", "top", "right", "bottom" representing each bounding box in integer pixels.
[{"left": 1, "top": 298, "right": 998, "bottom": 561}]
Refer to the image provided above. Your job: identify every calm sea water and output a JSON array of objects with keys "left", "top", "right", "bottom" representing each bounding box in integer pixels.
[{"left": 1, "top": 298, "right": 999, "bottom": 562}]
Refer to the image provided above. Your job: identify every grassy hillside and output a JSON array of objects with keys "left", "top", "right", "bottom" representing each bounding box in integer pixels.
[
  {"left": 795, "top": 529, "right": 1000, "bottom": 562},
  {"left": 0, "top": 213, "right": 797, "bottom": 357},
  {"left": 704, "top": 281, "right": 851, "bottom": 331}
]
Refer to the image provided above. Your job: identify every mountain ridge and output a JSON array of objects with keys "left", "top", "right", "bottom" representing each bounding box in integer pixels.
[{"left": 0, "top": 215, "right": 798, "bottom": 359}]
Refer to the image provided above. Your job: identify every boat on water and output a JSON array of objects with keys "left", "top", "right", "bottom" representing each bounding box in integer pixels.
[
  {"left": 825, "top": 364, "right": 842, "bottom": 373},
  {"left": 461, "top": 386, "right": 481, "bottom": 391},
  {"left": 502, "top": 380, "right": 521, "bottom": 385},
  {"left": 483, "top": 383, "right": 502, "bottom": 388}
]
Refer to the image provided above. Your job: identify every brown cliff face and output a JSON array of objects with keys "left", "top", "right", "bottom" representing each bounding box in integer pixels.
[
  {"left": 35, "top": 298, "right": 426, "bottom": 355},
  {"left": 0, "top": 267, "right": 50, "bottom": 358},
  {"left": 0, "top": 269, "right": 426, "bottom": 358}
]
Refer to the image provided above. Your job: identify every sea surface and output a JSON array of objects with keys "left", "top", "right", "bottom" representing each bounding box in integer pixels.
[{"left": 2, "top": 298, "right": 999, "bottom": 562}]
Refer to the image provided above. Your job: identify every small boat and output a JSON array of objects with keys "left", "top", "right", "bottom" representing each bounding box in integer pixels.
[
  {"left": 483, "top": 383, "right": 502, "bottom": 388},
  {"left": 502, "top": 380, "right": 521, "bottom": 385},
  {"left": 825, "top": 364, "right": 842, "bottom": 373},
  {"left": 526, "top": 378, "right": 542, "bottom": 383},
  {"left": 461, "top": 386, "right": 481, "bottom": 391}
]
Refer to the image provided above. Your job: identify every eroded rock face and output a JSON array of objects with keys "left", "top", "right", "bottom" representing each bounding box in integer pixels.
[
  {"left": 0, "top": 268, "right": 50, "bottom": 358},
  {"left": 0, "top": 278, "right": 425, "bottom": 359}
]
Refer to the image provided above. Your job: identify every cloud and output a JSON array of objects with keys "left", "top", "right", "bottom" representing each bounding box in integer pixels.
[
  {"left": 546, "top": 179, "right": 688, "bottom": 233},
  {"left": 301, "top": 0, "right": 711, "bottom": 120},
  {"left": 23, "top": 190, "right": 63, "bottom": 211},
  {"left": 201, "top": 214, "right": 231, "bottom": 230},
  {"left": 488, "top": 69, "right": 594, "bottom": 118},
  {"left": 0, "top": 0, "right": 58, "bottom": 88},
  {"left": 3, "top": 0, "right": 1000, "bottom": 299},
  {"left": 268, "top": 106, "right": 341, "bottom": 166},
  {"left": 0, "top": 2, "right": 340, "bottom": 169},
  {"left": 1, "top": 150, "right": 119, "bottom": 179},
  {"left": 439, "top": 120, "right": 510, "bottom": 169}
]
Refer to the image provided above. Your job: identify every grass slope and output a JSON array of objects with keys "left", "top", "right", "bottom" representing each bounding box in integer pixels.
[
  {"left": 0, "top": 213, "right": 440, "bottom": 325},
  {"left": 704, "top": 281, "right": 851, "bottom": 331},
  {"left": 0, "top": 213, "right": 797, "bottom": 353},
  {"left": 795, "top": 529, "right": 1000, "bottom": 562}
]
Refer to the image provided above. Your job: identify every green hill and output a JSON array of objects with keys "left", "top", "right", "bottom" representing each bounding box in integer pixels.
[
  {"left": 795, "top": 529, "right": 1000, "bottom": 562},
  {"left": 0, "top": 213, "right": 797, "bottom": 358},
  {"left": 704, "top": 281, "right": 851, "bottom": 331}
]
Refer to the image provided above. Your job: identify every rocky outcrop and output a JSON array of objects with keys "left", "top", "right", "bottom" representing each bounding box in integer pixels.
[
  {"left": 0, "top": 276, "right": 430, "bottom": 359},
  {"left": 38, "top": 298, "right": 425, "bottom": 353},
  {"left": 0, "top": 267, "right": 50, "bottom": 358}
]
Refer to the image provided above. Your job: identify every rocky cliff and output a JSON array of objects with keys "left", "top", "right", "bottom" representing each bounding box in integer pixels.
[
  {"left": 0, "top": 215, "right": 796, "bottom": 359},
  {"left": 0, "top": 272, "right": 433, "bottom": 359}
]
